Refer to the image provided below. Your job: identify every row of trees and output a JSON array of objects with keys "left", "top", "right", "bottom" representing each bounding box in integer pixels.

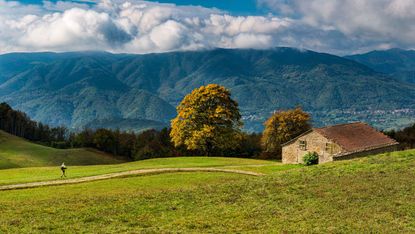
[
  {"left": 0, "top": 102, "right": 67, "bottom": 145},
  {"left": 4, "top": 83, "right": 408, "bottom": 161},
  {"left": 0, "top": 102, "right": 181, "bottom": 160},
  {"left": 0, "top": 85, "right": 314, "bottom": 160},
  {"left": 385, "top": 124, "right": 415, "bottom": 149},
  {"left": 0, "top": 97, "right": 262, "bottom": 160},
  {"left": 68, "top": 128, "right": 177, "bottom": 160},
  {"left": 67, "top": 127, "right": 262, "bottom": 160}
]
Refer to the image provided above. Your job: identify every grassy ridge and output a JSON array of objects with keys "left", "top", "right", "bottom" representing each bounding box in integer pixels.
[
  {"left": 0, "top": 150, "right": 414, "bottom": 232},
  {"left": 0, "top": 130, "right": 123, "bottom": 169}
]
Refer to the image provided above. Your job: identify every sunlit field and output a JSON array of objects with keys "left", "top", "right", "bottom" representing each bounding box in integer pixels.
[
  {"left": 0, "top": 130, "right": 123, "bottom": 169},
  {"left": 0, "top": 150, "right": 414, "bottom": 232}
]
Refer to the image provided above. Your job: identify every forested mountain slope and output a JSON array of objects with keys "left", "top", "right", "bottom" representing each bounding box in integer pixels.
[
  {"left": 346, "top": 48, "right": 415, "bottom": 84},
  {"left": 1, "top": 48, "right": 414, "bottom": 131}
]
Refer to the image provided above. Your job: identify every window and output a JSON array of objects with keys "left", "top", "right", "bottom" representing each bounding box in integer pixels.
[
  {"left": 325, "top": 143, "right": 333, "bottom": 154},
  {"left": 299, "top": 140, "right": 307, "bottom": 150}
]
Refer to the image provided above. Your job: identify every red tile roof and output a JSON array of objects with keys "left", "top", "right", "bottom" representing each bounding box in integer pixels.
[{"left": 315, "top": 122, "right": 398, "bottom": 153}]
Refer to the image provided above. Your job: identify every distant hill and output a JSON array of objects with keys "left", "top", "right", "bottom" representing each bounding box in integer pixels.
[
  {"left": 1, "top": 48, "right": 415, "bottom": 131},
  {"left": 0, "top": 52, "right": 176, "bottom": 130},
  {"left": 0, "top": 130, "right": 124, "bottom": 169},
  {"left": 346, "top": 48, "right": 415, "bottom": 84}
]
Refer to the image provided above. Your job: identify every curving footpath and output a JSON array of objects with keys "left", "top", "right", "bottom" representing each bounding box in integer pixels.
[{"left": 0, "top": 167, "right": 264, "bottom": 191}]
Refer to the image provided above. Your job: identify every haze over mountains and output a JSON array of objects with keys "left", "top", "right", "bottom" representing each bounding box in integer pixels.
[{"left": 1, "top": 48, "right": 414, "bottom": 132}]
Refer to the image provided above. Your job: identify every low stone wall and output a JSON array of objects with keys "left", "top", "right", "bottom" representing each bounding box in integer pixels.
[{"left": 333, "top": 145, "right": 399, "bottom": 161}]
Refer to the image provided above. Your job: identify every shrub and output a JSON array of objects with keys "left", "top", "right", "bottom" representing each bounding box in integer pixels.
[
  {"left": 303, "top": 152, "right": 318, "bottom": 165},
  {"left": 50, "top": 141, "right": 70, "bottom": 149}
]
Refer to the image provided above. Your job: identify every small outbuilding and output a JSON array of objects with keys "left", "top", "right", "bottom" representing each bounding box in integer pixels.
[{"left": 282, "top": 122, "right": 399, "bottom": 164}]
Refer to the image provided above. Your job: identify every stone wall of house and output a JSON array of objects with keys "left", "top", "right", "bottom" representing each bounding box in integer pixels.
[
  {"left": 282, "top": 131, "right": 343, "bottom": 164},
  {"left": 333, "top": 144, "right": 399, "bottom": 161}
]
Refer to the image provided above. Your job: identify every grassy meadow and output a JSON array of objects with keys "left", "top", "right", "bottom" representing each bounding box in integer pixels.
[
  {"left": 0, "top": 156, "right": 287, "bottom": 185},
  {"left": 0, "top": 149, "right": 414, "bottom": 232},
  {"left": 0, "top": 130, "right": 124, "bottom": 169}
]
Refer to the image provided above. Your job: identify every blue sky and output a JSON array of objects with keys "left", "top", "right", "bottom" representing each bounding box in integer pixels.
[
  {"left": 16, "top": 0, "right": 265, "bottom": 15},
  {"left": 140, "top": 0, "right": 262, "bottom": 15},
  {"left": 1, "top": 0, "right": 415, "bottom": 54}
]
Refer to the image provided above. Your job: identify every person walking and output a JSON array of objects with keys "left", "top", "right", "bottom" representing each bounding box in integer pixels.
[{"left": 60, "top": 162, "right": 67, "bottom": 178}]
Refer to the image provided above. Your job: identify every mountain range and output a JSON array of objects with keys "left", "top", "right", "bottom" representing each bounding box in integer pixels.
[
  {"left": 1, "top": 48, "right": 414, "bottom": 132},
  {"left": 346, "top": 48, "right": 415, "bottom": 84}
]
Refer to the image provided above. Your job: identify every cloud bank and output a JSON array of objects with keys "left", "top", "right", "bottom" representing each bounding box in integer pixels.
[
  {"left": 1, "top": 0, "right": 415, "bottom": 55},
  {"left": 259, "top": 0, "right": 415, "bottom": 53},
  {"left": 0, "top": 0, "right": 291, "bottom": 54}
]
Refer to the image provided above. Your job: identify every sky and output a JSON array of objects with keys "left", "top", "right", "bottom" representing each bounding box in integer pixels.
[
  {"left": 1, "top": 0, "right": 415, "bottom": 55},
  {"left": 13, "top": 0, "right": 263, "bottom": 15}
]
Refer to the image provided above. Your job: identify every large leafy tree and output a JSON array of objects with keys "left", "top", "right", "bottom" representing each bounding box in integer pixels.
[
  {"left": 261, "top": 107, "right": 311, "bottom": 158},
  {"left": 170, "top": 84, "right": 242, "bottom": 156}
]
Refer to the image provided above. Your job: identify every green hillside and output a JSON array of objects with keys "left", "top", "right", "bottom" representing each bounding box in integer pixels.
[
  {"left": 1, "top": 49, "right": 415, "bottom": 131},
  {"left": 0, "top": 130, "right": 124, "bottom": 169},
  {"left": 0, "top": 150, "right": 414, "bottom": 232},
  {"left": 346, "top": 48, "right": 415, "bottom": 84}
]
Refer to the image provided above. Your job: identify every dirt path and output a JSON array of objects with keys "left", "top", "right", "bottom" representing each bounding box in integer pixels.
[{"left": 0, "top": 167, "right": 264, "bottom": 191}]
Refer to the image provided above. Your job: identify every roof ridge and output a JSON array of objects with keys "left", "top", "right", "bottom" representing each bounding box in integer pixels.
[
  {"left": 315, "top": 122, "right": 398, "bottom": 152},
  {"left": 315, "top": 121, "right": 364, "bottom": 130},
  {"left": 282, "top": 122, "right": 398, "bottom": 153},
  {"left": 280, "top": 129, "right": 313, "bottom": 147}
]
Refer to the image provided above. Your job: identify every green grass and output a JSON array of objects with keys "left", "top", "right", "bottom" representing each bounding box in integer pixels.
[
  {"left": 0, "top": 156, "right": 281, "bottom": 185},
  {"left": 1, "top": 150, "right": 415, "bottom": 232},
  {"left": 0, "top": 130, "right": 124, "bottom": 169}
]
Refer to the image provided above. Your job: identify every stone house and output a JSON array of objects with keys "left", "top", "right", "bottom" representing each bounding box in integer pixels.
[{"left": 282, "top": 122, "right": 399, "bottom": 164}]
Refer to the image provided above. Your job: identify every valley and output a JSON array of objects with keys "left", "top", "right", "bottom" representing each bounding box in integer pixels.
[{"left": 2, "top": 1, "right": 415, "bottom": 233}]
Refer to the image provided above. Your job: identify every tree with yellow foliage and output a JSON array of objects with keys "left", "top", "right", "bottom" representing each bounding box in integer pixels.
[
  {"left": 261, "top": 107, "right": 311, "bottom": 158},
  {"left": 170, "top": 84, "right": 242, "bottom": 156}
]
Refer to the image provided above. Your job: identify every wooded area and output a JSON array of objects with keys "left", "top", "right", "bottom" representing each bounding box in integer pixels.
[
  {"left": 0, "top": 103, "right": 66, "bottom": 144},
  {"left": 1, "top": 99, "right": 413, "bottom": 161},
  {"left": 0, "top": 102, "right": 261, "bottom": 160}
]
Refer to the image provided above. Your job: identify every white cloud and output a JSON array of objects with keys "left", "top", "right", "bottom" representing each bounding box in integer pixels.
[
  {"left": 259, "top": 0, "right": 415, "bottom": 53},
  {"left": 149, "top": 20, "right": 187, "bottom": 51},
  {"left": 2, "top": 0, "right": 415, "bottom": 54},
  {"left": 8, "top": 8, "right": 130, "bottom": 52},
  {"left": 0, "top": 0, "right": 291, "bottom": 54},
  {"left": 233, "top": 33, "right": 272, "bottom": 49}
]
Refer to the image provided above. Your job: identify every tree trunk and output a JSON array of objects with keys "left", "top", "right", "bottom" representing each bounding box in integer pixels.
[{"left": 206, "top": 141, "right": 213, "bottom": 157}]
